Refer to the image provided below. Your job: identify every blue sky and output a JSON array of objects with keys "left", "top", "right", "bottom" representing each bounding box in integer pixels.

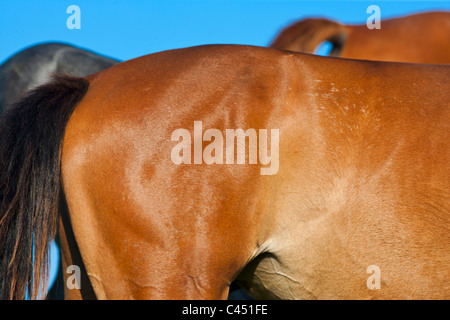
[
  {"left": 1, "top": 0, "right": 449, "bottom": 296},
  {"left": 1, "top": 1, "right": 450, "bottom": 64}
]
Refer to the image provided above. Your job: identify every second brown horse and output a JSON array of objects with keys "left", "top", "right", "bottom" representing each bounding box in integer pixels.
[{"left": 271, "top": 11, "right": 450, "bottom": 63}]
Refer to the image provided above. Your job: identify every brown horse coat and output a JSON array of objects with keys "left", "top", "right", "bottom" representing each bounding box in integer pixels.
[
  {"left": 1, "top": 45, "right": 449, "bottom": 299},
  {"left": 271, "top": 11, "right": 450, "bottom": 63}
]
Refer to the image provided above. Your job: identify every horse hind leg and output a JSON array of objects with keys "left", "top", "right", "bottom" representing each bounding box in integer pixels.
[
  {"left": 60, "top": 128, "right": 258, "bottom": 299},
  {"left": 57, "top": 194, "right": 97, "bottom": 300}
]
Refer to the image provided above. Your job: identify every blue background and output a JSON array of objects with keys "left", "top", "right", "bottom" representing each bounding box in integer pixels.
[
  {"left": 2, "top": 0, "right": 450, "bottom": 64},
  {"left": 1, "top": 0, "right": 449, "bottom": 297}
]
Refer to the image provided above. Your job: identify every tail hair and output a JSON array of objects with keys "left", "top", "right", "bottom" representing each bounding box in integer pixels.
[
  {"left": 270, "top": 18, "right": 347, "bottom": 56},
  {"left": 0, "top": 74, "right": 89, "bottom": 299}
]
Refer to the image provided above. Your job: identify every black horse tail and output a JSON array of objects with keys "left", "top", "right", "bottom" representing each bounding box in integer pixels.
[{"left": 0, "top": 74, "right": 89, "bottom": 299}]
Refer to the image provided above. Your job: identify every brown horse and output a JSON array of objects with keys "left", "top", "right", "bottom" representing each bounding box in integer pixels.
[
  {"left": 270, "top": 11, "right": 450, "bottom": 63},
  {"left": 0, "top": 45, "right": 449, "bottom": 299}
]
